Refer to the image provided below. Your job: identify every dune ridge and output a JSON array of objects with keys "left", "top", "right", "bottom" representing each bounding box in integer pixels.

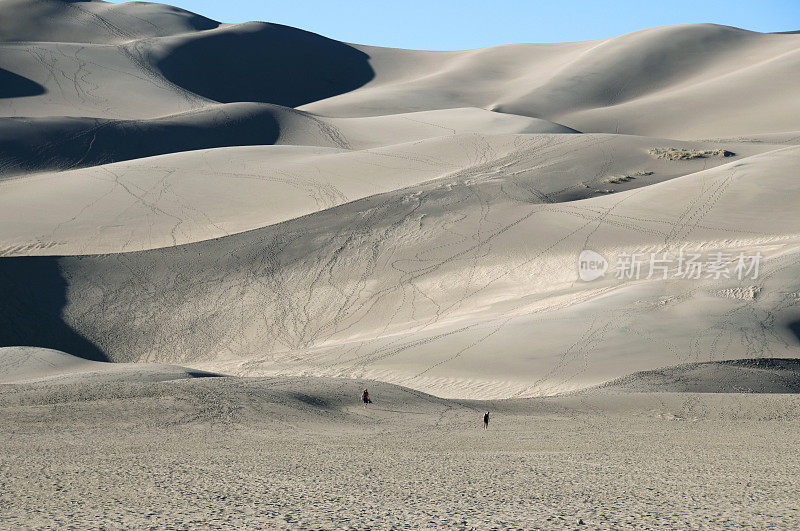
[
  {"left": 0, "top": 346, "right": 220, "bottom": 384},
  {"left": 595, "top": 358, "right": 800, "bottom": 394}
]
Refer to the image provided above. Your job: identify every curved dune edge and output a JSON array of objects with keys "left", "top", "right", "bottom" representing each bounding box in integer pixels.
[
  {"left": 303, "top": 24, "right": 800, "bottom": 139},
  {"left": 0, "top": 105, "right": 577, "bottom": 178},
  {"left": 2, "top": 5, "right": 799, "bottom": 132},
  {"left": 6, "top": 347, "right": 800, "bottom": 398},
  {"left": 3, "top": 146, "right": 800, "bottom": 399},
  {"left": 592, "top": 358, "right": 800, "bottom": 394},
  {"left": 0, "top": 135, "right": 775, "bottom": 256},
  {"left": 0, "top": 346, "right": 221, "bottom": 385}
]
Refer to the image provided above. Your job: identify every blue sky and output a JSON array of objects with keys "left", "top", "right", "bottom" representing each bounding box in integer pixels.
[{"left": 119, "top": 0, "right": 800, "bottom": 50}]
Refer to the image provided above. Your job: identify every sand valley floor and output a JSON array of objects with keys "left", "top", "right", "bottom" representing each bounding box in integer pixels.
[{"left": 3, "top": 375, "right": 800, "bottom": 529}]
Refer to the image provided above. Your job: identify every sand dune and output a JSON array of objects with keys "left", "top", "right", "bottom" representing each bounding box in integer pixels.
[
  {"left": 1, "top": 0, "right": 799, "bottom": 400},
  {"left": 0, "top": 346, "right": 220, "bottom": 384},
  {"left": 152, "top": 21, "right": 375, "bottom": 108},
  {"left": 0, "top": 133, "right": 771, "bottom": 255},
  {"left": 2, "top": 4, "right": 798, "bottom": 133},
  {"left": 305, "top": 25, "right": 800, "bottom": 138},
  {"left": 0, "top": 0, "right": 219, "bottom": 44},
  {"left": 0, "top": 103, "right": 280, "bottom": 176},
  {"left": 3, "top": 145, "right": 800, "bottom": 398},
  {"left": 0, "top": 105, "right": 577, "bottom": 177},
  {"left": 596, "top": 358, "right": 800, "bottom": 393}
]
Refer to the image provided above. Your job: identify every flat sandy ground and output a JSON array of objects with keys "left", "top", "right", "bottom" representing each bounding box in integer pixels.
[{"left": 2, "top": 377, "right": 798, "bottom": 529}]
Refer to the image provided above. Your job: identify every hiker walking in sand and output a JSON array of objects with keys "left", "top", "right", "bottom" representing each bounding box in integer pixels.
[
  {"left": 361, "top": 388, "right": 371, "bottom": 408},
  {"left": 483, "top": 411, "right": 489, "bottom": 430}
]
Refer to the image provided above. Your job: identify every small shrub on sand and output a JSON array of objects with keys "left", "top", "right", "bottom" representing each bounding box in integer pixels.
[
  {"left": 649, "top": 147, "right": 735, "bottom": 160},
  {"left": 603, "top": 175, "right": 633, "bottom": 184},
  {"left": 602, "top": 170, "right": 653, "bottom": 184}
]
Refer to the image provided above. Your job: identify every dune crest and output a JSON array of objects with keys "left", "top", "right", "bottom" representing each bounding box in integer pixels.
[
  {"left": 0, "top": 346, "right": 220, "bottom": 384},
  {"left": 595, "top": 358, "right": 800, "bottom": 394}
]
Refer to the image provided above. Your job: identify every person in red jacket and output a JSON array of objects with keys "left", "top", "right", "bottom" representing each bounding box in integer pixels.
[{"left": 361, "top": 388, "right": 371, "bottom": 407}]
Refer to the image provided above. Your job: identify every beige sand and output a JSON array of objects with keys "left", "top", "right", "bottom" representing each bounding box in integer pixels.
[
  {"left": 0, "top": 346, "right": 218, "bottom": 384},
  {"left": 2, "top": 366, "right": 799, "bottom": 528},
  {"left": 3, "top": 1, "right": 800, "bottom": 526}
]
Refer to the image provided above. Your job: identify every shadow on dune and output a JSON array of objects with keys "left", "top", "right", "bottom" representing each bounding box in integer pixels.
[
  {"left": 289, "top": 392, "right": 331, "bottom": 409},
  {"left": 598, "top": 358, "right": 800, "bottom": 394},
  {"left": 0, "top": 257, "right": 107, "bottom": 361},
  {"left": 156, "top": 22, "right": 374, "bottom": 107},
  {"left": 185, "top": 371, "right": 225, "bottom": 378},
  {"left": 787, "top": 319, "right": 800, "bottom": 343},
  {"left": 0, "top": 104, "right": 281, "bottom": 176},
  {"left": 0, "top": 68, "right": 45, "bottom": 99}
]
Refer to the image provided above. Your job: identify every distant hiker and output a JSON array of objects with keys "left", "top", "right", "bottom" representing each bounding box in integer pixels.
[
  {"left": 483, "top": 411, "right": 489, "bottom": 430},
  {"left": 361, "top": 388, "right": 371, "bottom": 407}
]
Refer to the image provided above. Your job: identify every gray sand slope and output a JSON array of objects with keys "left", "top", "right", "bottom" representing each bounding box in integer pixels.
[
  {"left": 596, "top": 358, "right": 800, "bottom": 393},
  {"left": 0, "top": 346, "right": 220, "bottom": 384},
  {"left": 1, "top": 0, "right": 800, "bottom": 398}
]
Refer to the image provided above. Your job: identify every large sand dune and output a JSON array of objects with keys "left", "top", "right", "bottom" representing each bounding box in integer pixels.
[
  {"left": 1, "top": 0, "right": 800, "bottom": 399},
  {"left": 0, "top": 105, "right": 576, "bottom": 177},
  {"left": 0, "top": 133, "right": 773, "bottom": 254},
  {"left": 304, "top": 24, "right": 800, "bottom": 139}
]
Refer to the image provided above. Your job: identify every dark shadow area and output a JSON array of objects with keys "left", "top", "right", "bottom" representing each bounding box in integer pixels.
[
  {"left": 371, "top": 408, "right": 429, "bottom": 415},
  {"left": 0, "top": 68, "right": 45, "bottom": 99},
  {"left": 718, "top": 358, "right": 800, "bottom": 370},
  {"left": 0, "top": 105, "right": 280, "bottom": 176},
  {"left": 186, "top": 370, "right": 225, "bottom": 378},
  {"left": 598, "top": 357, "right": 800, "bottom": 394},
  {"left": 156, "top": 22, "right": 374, "bottom": 107},
  {"left": 788, "top": 319, "right": 800, "bottom": 343},
  {"left": 289, "top": 392, "right": 331, "bottom": 409},
  {"left": 0, "top": 257, "right": 107, "bottom": 361}
]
